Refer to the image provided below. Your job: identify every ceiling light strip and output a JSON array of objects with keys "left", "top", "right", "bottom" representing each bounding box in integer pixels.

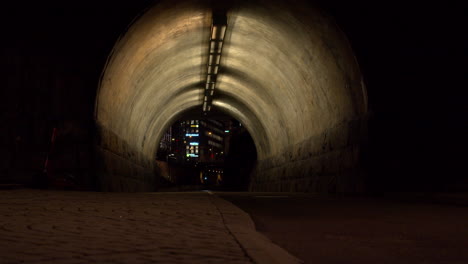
[{"left": 203, "top": 13, "right": 227, "bottom": 113}]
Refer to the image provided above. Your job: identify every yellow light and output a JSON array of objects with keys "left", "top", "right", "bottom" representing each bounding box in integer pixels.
[{"left": 211, "top": 25, "right": 226, "bottom": 41}]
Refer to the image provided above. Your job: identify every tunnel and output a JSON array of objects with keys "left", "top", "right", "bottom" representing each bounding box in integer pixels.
[{"left": 94, "top": 0, "right": 368, "bottom": 193}]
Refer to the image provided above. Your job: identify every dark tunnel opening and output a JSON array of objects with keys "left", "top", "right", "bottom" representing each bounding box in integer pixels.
[
  {"left": 155, "top": 113, "right": 257, "bottom": 192},
  {"left": 223, "top": 127, "right": 257, "bottom": 191}
]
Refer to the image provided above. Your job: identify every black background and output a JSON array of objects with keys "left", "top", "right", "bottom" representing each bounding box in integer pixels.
[{"left": 1, "top": 0, "right": 466, "bottom": 192}]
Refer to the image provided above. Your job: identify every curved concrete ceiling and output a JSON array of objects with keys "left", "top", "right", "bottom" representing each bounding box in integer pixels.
[{"left": 95, "top": 0, "right": 367, "bottom": 162}]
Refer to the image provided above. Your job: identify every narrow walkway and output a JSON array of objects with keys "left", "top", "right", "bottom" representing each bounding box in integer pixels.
[{"left": 0, "top": 190, "right": 256, "bottom": 264}]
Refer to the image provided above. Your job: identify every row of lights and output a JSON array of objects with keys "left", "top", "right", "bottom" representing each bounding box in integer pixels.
[{"left": 203, "top": 14, "right": 227, "bottom": 113}]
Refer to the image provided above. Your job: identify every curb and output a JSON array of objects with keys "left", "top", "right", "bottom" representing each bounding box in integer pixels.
[{"left": 208, "top": 192, "right": 303, "bottom": 264}]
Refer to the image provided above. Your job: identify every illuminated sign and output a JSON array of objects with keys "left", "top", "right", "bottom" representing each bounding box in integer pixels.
[
  {"left": 188, "top": 154, "right": 199, "bottom": 157},
  {"left": 189, "top": 142, "right": 199, "bottom": 146},
  {"left": 225, "top": 130, "right": 230, "bottom": 133},
  {"left": 190, "top": 125, "right": 199, "bottom": 128},
  {"left": 185, "top": 133, "right": 199, "bottom": 137}
]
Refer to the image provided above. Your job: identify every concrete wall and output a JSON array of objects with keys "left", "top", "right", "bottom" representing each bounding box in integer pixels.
[
  {"left": 251, "top": 118, "right": 367, "bottom": 193},
  {"left": 95, "top": 125, "right": 156, "bottom": 192}
]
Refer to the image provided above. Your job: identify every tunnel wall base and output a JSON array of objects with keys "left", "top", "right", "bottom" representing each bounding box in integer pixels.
[
  {"left": 250, "top": 118, "right": 367, "bottom": 193},
  {"left": 94, "top": 125, "right": 157, "bottom": 192}
]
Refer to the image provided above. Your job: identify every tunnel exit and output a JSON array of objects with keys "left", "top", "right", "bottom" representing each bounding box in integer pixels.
[{"left": 155, "top": 115, "right": 257, "bottom": 191}]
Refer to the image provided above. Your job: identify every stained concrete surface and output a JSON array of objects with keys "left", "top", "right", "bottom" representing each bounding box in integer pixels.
[
  {"left": 0, "top": 190, "right": 253, "bottom": 264},
  {"left": 1, "top": 189, "right": 467, "bottom": 264},
  {"left": 217, "top": 192, "right": 468, "bottom": 264}
]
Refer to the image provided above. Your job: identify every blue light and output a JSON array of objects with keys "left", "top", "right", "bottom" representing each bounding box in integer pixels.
[
  {"left": 189, "top": 142, "right": 199, "bottom": 146},
  {"left": 188, "top": 154, "right": 199, "bottom": 157},
  {"left": 185, "top": 133, "right": 199, "bottom": 137},
  {"left": 225, "top": 130, "right": 230, "bottom": 133}
]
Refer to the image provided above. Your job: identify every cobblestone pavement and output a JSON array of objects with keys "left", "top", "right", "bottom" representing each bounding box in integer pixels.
[{"left": 0, "top": 190, "right": 253, "bottom": 264}]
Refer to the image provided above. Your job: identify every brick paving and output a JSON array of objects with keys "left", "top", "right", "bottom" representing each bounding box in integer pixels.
[{"left": 0, "top": 190, "right": 253, "bottom": 264}]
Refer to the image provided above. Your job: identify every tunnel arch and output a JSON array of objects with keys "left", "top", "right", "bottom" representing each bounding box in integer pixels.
[{"left": 95, "top": 0, "right": 368, "bottom": 192}]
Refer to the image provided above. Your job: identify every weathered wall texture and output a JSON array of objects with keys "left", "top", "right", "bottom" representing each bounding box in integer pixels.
[
  {"left": 95, "top": 0, "right": 367, "bottom": 192},
  {"left": 251, "top": 119, "right": 367, "bottom": 193},
  {"left": 95, "top": 125, "right": 156, "bottom": 191}
]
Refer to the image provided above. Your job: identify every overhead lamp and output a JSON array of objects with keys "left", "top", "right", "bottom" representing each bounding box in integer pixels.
[
  {"left": 207, "top": 65, "right": 219, "bottom": 75},
  {"left": 211, "top": 24, "right": 227, "bottom": 41},
  {"left": 203, "top": 12, "right": 227, "bottom": 113},
  {"left": 206, "top": 83, "right": 215, "bottom": 90},
  {"left": 208, "top": 54, "right": 221, "bottom": 65},
  {"left": 210, "top": 41, "right": 223, "bottom": 54},
  {"left": 206, "top": 74, "right": 216, "bottom": 83}
]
